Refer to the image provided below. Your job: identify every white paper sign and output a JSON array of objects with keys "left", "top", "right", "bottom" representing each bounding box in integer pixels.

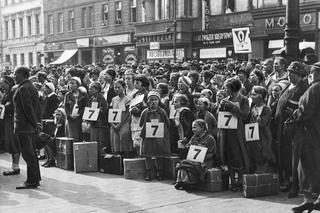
[
  {"left": 232, "top": 27, "right": 252, "bottom": 53},
  {"left": 71, "top": 104, "right": 79, "bottom": 116},
  {"left": 0, "top": 104, "right": 5, "bottom": 119},
  {"left": 146, "top": 122, "right": 164, "bottom": 138},
  {"left": 108, "top": 109, "right": 122, "bottom": 123},
  {"left": 217, "top": 111, "right": 238, "bottom": 129},
  {"left": 83, "top": 107, "right": 100, "bottom": 121},
  {"left": 245, "top": 123, "right": 260, "bottom": 141},
  {"left": 169, "top": 101, "right": 176, "bottom": 119},
  {"left": 187, "top": 145, "right": 208, "bottom": 163}
]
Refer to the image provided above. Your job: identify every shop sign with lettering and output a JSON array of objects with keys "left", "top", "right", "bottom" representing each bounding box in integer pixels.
[
  {"left": 265, "top": 13, "right": 315, "bottom": 29},
  {"left": 147, "top": 48, "right": 184, "bottom": 60},
  {"left": 192, "top": 29, "right": 233, "bottom": 47}
]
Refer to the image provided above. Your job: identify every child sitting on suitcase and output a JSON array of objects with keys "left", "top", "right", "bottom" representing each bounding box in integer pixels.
[{"left": 139, "top": 90, "right": 171, "bottom": 181}]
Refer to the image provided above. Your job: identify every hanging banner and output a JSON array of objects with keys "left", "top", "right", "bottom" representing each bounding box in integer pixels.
[{"left": 232, "top": 27, "right": 252, "bottom": 53}]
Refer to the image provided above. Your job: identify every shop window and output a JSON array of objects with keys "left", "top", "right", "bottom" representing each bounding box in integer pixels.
[
  {"left": 48, "top": 15, "right": 53, "bottom": 34},
  {"left": 12, "top": 19, "right": 16, "bottom": 38},
  {"left": 19, "top": 17, "right": 23, "bottom": 37},
  {"left": 81, "top": 7, "right": 87, "bottom": 28},
  {"left": 27, "top": 16, "right": 32, "bottom": 35},
  {"left": 115, "top": 2, "right": 122, "bottom": 24},
  {"left": 130, "top": 0, "right": 137, "bottom": 22},
  {"left": 35, "top": 14, "right": 40, "bottom": 35},
  {"left": 68, "top": 11, "right": 75, "bottom": 31},
  {"left": 102, "top": 4, "right": 109, "bottom": 25},
  {"left": 57, "top": 13, "right": 63, "bottom": 33},
  {"left": 88, "top": 6, "right": 93, "bottom": 28}
]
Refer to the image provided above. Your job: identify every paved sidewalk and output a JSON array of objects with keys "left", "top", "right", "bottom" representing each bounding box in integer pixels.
[{"left": 0, "top": 153, "right": 301, "bottom": 213}]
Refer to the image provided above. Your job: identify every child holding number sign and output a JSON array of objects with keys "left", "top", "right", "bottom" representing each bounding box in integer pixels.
[
  {"left": 87, "top": 81, "right": 109, "bottom": 153},
  {"left": 247, "top": 86, "right": 275, "bottom": 173},
  {"left": 139, "top": 90, "right": 171, "bottom": 181},
  {"left": 110, "top": 80, "right": 132, "bottom": 156},
  {"left": 174, "top": 119, "right": 216, "bottom": 190}
]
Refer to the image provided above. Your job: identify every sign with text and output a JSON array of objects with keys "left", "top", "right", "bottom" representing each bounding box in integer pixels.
[
  {"left": 193, "top": 29, "right": 233, "bottom": 47},
  {"left": 187, "top": 145, "right": 208, "bottom": 163},
  {"left": 150, "top": 42, "right": 160, "bottom": 50},
  {"left": 146, "top": 122, "right": 164, "bottom": 138},
  {"left": 232, "top": 27, "right": 252, "bottom": 53},
  {"left": 83, "top": 107, "right": 100, "bottom": 121},
  {"left": 217, "top": 111, "right": 238, "bottom": 129},
  {"left": 147, "top": 48, "right": 184, "bottom": 60},
  {"left": 108, "top": 109, "right": 122, "bottom": 123},
  {"left": 245, "top": 123, "right": 260, "bottom": 141}
]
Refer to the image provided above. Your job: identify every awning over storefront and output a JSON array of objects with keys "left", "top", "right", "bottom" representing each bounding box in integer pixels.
[
  {"left": 271, "top": 41, "right": 315, "bottom": 55},
  {"left": 50, "top": 49, "right": 78, "bottom": 65}
]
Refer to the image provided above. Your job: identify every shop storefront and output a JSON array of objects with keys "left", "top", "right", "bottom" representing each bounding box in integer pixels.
[
  {"left": 45, "top": 41, "right": 78, "bottom": 65},
  {"left": 251, "top": 9, "right": 318, "bottom": 59},
  {"left": 94, "top": 33, "right": 137, "bottom": 65}
]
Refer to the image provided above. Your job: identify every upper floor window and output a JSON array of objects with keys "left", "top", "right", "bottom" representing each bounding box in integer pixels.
[
  {"left": 87, "top": 6, "right": 93, "bottom": 28},
  {"left": 12, "top": 19, "right": 16, "bottom": 38},
  {"left": 102, "top": 4, "right": 109, "bottom": 24},
  {"left": 252, "top": 0, "right": 285, "bottom": 9},
  {"left": 130, "top": 0, "right": 137, "bottom": 22},
  {"left": 48, "top": 15, "right": 53, "bottom": 34},
  {"left": 68, "top": 10, "right": 75, "bottom": 31},
  {"left": 57, "top": 13, "right": 64, "bottom": 33},
  {"left": 184, "top": 0, "right": 192, "bottom": 17},
  {"left": 4, "top": 0, "right": 8, "bottom": 6},
  {"left": 4, "top": 20, "right": 9, "bottom": 39},
  {"left": 115, "top": 2, "right": 122, "bottom": 24},
  {"left": 81, "top": 7, "right": 87, "bottom": 28},
  {"left": 19, "top": 17, "right": 23, "bottom": 37},
  {"left": 27, "top": 16, "right": 32, "bottom": 35},
  {"left": 35, "top": 14, "right": 40, "bottom": 34}
]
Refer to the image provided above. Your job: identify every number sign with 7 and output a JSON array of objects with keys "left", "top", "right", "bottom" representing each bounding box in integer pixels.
[
  {"left": 108, "top": 109, "right": 122, "bottom": 123},
  {"left": 245, "top": 123, "right": 259, "bottom": 141},
  {"left": 217, "top": 111, "right": 238, "bottom": 129},
  {"left": 146, "top": 122, "right": 164, "bottom": 138},
  {"left": 186, "top": 145, "right": 208, "bottom": 163},
  {"left": 83, "top": 107, "right": 100, "bottom": 121}
]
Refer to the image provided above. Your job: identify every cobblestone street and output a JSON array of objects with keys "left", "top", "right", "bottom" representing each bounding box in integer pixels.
[{"left": 0, "top": 153, "right": 302, "bottom": 213}]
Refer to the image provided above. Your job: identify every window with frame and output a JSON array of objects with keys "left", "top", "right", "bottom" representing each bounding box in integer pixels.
[
  {"left": 5, "top": 20, "right": 9, "bottom": 39},
  {"left": 13, "top": 54, "right": 17, "bottom": 66},
  {"left": 35, "top": 14, "right": 40, "bottom": 34},
  {"left": 57, "top": 13, "right": 63, "bottom": 33},
  {"left": 21, "top": 53, "right": 25, "bottom": 66},
  {"left": 115, "top": 2, "right": 122, "bottom": 24},
  {"left": 102, "top": 4, "right": 109, "bottom": 24},
  {"left": 19, "top": 17, "right": 23, "bottom": 37},
  {"left": 87, "top": 6, "right": 93, "bottom": 28},
  {"left": 184, "top": 0, "right": 192, "bottom": 17},
  {"left": 27, "top": 16, "right": 32, "bottom": 35},
  {"left": 12, "top": 19, "right": 16, "bottom": 38},
  {"left": 68, "top": 11, "right": 75, "bottom": 31},
  {"left": 29, "top": 52, "right": 33, "bottom": 66},
  {"left": 81, "top": 7, "right": 87, "bottom": 28},
  {"left": 130, "top": 0, "right": 137, "bottom": 22},
  {"left": 48, "top": 15, "right": 53, "bottom": 34}
]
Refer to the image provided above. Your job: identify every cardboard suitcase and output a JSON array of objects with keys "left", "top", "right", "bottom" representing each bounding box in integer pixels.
[
  {"left": 56, "top": 137, "right": 74, "bottom": 170},
  {"left": 243, "top": 173, "right": 279, "bottom": 198},
  {"left": 123, "top": 158, "right": 146, "bottom": 179},
  {"left": 197, "top": 168, "right": 223, "bottom": 192},
  {"left": 164, "top": 156, "right": 179, "bottom": 180},
  {"left": 99, "top": 154, "right": 123, "bottom": 175},
  {"left": 73, "top": 141, "right": 98, "bottom": 173}
]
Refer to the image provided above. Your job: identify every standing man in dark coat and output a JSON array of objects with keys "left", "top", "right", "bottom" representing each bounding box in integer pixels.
[{"left": 13, "top": 67, "right": 42, "bottom": 189}]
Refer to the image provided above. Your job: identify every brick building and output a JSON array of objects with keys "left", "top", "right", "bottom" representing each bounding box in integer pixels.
[
  {"left": 0, "top": 0, "right": 45, "bottom": 68},
  {"left": 43, "top": 0, "right": 138, "bottom": 65}
]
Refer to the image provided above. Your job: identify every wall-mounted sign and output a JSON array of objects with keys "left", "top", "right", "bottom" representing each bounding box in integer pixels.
[
  {"left": 44, "top": 43, "right": 63, "bottom": 51},
  {"left": 193, "top": 29, "right": 233, "bottom": 47},
  {"left": 125, "top": 53, "right": 137, "bottom": 63},
  {"left": 76, "top": 38, "right": 91, "bottom": 48},
  {"left": 266, "top": 13, "right": 315, "bottom": 29},
  {"left": 102, "top": 54, "right": 114, "bottom": 64},
  {"left": 232, "top": 27, "right": 252, "bottom": 53},
  {"left": 150, "top": 42, "right": 160, "bottom": 50},
  {"left": 95, "top": 34, "right": 131, "bottom": 46},
  {"left": 124, "top": 46, "right": 136, "bottom": 52},
  {"left": 200, "top": 48, "right": 226, "bottom": 59},
  {"left": 147, "top": 48, "right": 184, "bottom": 60}
]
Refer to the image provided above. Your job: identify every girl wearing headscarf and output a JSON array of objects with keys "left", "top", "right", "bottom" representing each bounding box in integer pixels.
[
  {"left": 174, "top": 119, "right": 216, "bottom": 190},
  {"left": 139, "top": 90, "right": 171, "bottom": 181}
]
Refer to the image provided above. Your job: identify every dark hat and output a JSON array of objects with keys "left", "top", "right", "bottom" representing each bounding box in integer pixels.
[
  {"left": 89, "top": 81, "right": 102, "bottom": 92},
  {"left": 287, "top": 61, "right": 307, "bottom": 77},
  {"left": 2, "top": 75, "right": 15, "bottom": 88},
  {"left": 135, "top": 74, "right": 150, "bottom": 88}
]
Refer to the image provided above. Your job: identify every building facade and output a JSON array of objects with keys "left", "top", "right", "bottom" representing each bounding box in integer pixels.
[
  {"left": 43, "top": 0, "right": 139, "bottom": 65},
  {"left": 0, "top": 0, "right": 45, "bottom": 68}
]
